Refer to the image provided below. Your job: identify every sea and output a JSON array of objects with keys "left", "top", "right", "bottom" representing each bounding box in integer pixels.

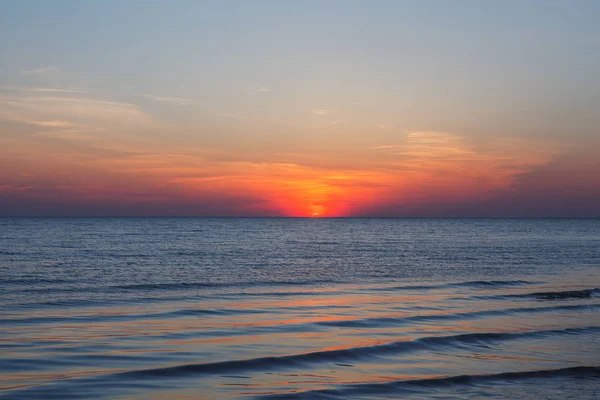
[{"left": 1, "top": 218, "right": 599, "bottom": 399}]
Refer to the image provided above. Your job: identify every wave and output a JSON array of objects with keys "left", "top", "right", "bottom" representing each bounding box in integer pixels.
[
  {"left": 6, "top": 301, "right": 599, "bottom": 331},
  {"left": 0, "top": 277, "right": 76, "bottom": 286},
  {"left": 118, "top": 326, "right": 600, "bottom": 379},
  {"left": 5, "top": 295, "right": 200, "bottom": 310},
  {"left": 255, "top": 366, "right": 600, "bottom": 399},
  {"left": 3, "top": 288, "right": 337, "bottom": 310},
  {"left": 241, "top": 290, "right": 343, "bottom": 297},
  {"left": 314, "top": 303, "right": 600, "bottom": 328},
  {"left": 16, "top": 299, "right": 103, "bottom": 308},
  {"left": 448, "top": 279, "right": 536, "bottom": 288},
  {"left": 112, "top": 279, "right": 340, "bottom": 291},
  {"left": 1, "top": 307, "right": 265, "bottom": 326},
  {"left": 527, "top": 288, "right": 600, "bottom": 300},
  {"left": 475, "top": 288, "right": 600, "bottom": 301},
  {"left": 2, "top": 278, "right": 540, "bottom": 297},
  {"left": 113, "top": 282, "right": 225, "bottom": 290},
  {"left": 375, "top": 279, "right": 537, "bottom": 292}
]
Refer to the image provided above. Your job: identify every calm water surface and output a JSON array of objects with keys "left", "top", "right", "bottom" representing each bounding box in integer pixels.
[{"left": 1, "top": 218, "right": 599, "bottom": 399}]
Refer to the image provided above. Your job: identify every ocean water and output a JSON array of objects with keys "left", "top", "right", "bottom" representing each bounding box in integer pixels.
[{"left": 1, "top": 218, "right": 599, "bottom": 399}]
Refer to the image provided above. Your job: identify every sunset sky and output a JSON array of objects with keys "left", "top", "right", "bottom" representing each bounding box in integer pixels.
[{"left": 1, "top": 1, "right": 599, "bottom": 217}]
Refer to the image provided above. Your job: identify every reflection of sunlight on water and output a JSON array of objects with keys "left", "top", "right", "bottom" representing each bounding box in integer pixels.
[{"left": 3, "top": 271, "right": 600, "bottom": 399}]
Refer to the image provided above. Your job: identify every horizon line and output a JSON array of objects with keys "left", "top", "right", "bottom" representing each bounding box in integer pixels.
[{"left": 1, "top": 216, "right": 599, "bottom": 220}]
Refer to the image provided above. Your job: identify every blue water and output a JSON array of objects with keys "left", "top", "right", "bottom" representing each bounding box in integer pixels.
[{"left": 1, "top": 218, "right": 599, "bottom": 399}]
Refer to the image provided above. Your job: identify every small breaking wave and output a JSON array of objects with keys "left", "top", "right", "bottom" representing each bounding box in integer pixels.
[
  {"left": 448, "top": 279, "right": 536, "bottom": 288},
  {"left": 314, "top": 303, "right": 600, "bottom": 328},
  {"left": 117, "top": 326, "right": 600, "bottom": 379},
  {"left": 255, "top": 366, "right": 600, "bottom": 399},
  {"left": 475, "top": 288, "right": 600, "bottom": 301},
  {"left": 1, "top": 307, "right": 265, "bottom": 326},
  {"left": 375, "top": 279, "right": 537, "bottom": 292},
  {"left": 528, "top": 288, "right": 600, "bottom": 300}
]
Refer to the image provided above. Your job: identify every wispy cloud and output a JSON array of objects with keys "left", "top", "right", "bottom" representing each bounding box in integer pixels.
[
  {"left": 331, "top": 120, "right": 344, "bottom": 125},
  {"left": 257, "top": 86, "right": 272, "bottom": 92},
  {"left": 141, "top": 93, "right": 192, "bottom": 106},
  {"left": 214, "top": 112, "right": 292, "bottom": 127},
  {"left": 0, "top": 184, "right": 33, "bottom": 192},
  {"left": 356, "top": 131, "right": 565, "bottom": 216},
  {"left": 28, "top": 87, "right": 84, "bottom": 93},
  {"left": 313, "top": 109, "right": 337, "bottom": 116},
  {"left": 376, "top": 124, "right": 390, "bottom": 129},
  {"left": 31, "top": 120, "right": 77, "bottom": 128},
  {"left": 369, "top": 145, "right": 401, "bottom": 150},
  {"left": 0, "top": 95, "right": 153, "bottom": 130},
  {"left": 373, "top": 132, "right": 559, "bottom": 178},
  {"left": 22, "top": 66, "right": 60, "bottom": 78},
  {"left": 0, "top": 86, "right": 85, "bottom": 94}
]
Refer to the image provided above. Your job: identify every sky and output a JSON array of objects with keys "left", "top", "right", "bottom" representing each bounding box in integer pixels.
[{"left": 0, "top": 0, "right": 599, "bottom": 217}]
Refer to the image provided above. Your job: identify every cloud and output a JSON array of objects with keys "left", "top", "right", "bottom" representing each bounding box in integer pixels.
[
  {"left": 376, "top": 124, "right": 390, "bottom": 129},
  {"left": 31, "top": 129, "right": 103, "bottom": 141},
  {"left": 369, "top": 145, "right": 401, "bottom": 150},
  {"left": 0, "top": 184, "right": 33, "bottom": 192},
  {"left": 257, "top": 86, "right": 272, "bottom": 92},
  {"left": 331, "top": 120, "right": 343, "bottom": 125},
  {"left": 140, "top": 93, "right": 192, "bottom": 106},
  {"left": 355, "top": 131, "right": 564, "bottom": 215},
  {"left": 22, "top": 66, "right": 60, "bottom": 79},
  {"left": 31, "top": 120, "right": 77, "bottom": 128},
  {"left": 0, "top": 94, "right": 153, "bottom": 131},
  {"left": 213, "top": 112, "right": 292, "bottom": 128},
  {"left": 26, "top": 87, "right": 84, "bottom": 93},
  {"left": 356, "top": 151, "right": 599, "bottom": 218},
  {"left": 313, "top": 109, "right": 338, "bottom": 116},
  {"left": 0, "top": 86, "right": 85, "bottom": 94},
  {"left": 377, "top": 132, "right": 550, "bottom": 168}
]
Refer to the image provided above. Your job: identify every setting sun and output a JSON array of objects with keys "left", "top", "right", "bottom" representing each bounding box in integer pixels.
[{"left": 310, "top": 204, "right": 326, "bottom": 218}]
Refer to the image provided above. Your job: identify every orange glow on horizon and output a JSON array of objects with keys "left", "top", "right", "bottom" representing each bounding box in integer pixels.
[{"left": 0, "top": 127, "right": 567, "bottom": 217}]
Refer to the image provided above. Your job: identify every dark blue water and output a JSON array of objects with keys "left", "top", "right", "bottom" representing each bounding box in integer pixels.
[{"left": 1, "top": 218, "right": 599, "bottom": 399}]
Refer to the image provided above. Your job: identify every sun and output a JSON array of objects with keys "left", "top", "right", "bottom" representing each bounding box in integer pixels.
[{"left": 309, "top": 204, "right": 326, "bottom": 218}]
